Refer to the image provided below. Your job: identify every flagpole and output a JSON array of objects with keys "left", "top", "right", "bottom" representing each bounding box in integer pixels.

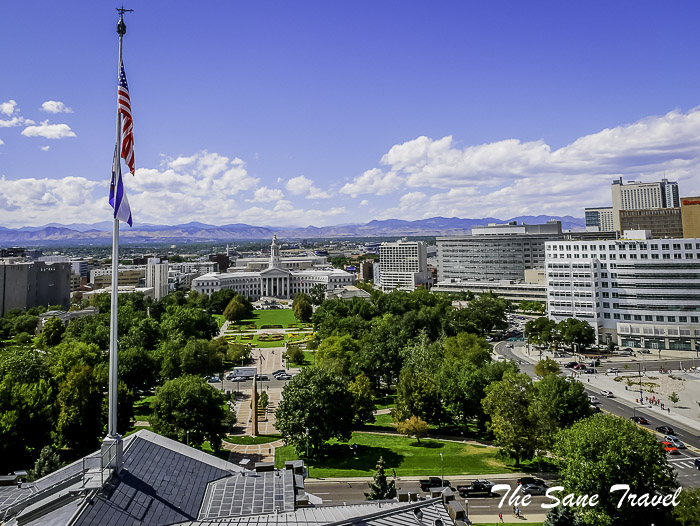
[{"left": 108, "top": 10, "right": 128, "bottom": 441}]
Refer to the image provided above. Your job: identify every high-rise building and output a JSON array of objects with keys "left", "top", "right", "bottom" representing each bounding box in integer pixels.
[
  {"left": 610, "top": 177, "right": 680, "bottom": 230},
  {"left": 147, "top": 257, "right": 169, "bottom": 300},
  {"left": 376, "top": 238, "right": 431, "bottom": 292},
  {"left": 437, "top": 220, "right": 564, "bottom": 283},
  {"left": 545, "top": 232, "right": 700, "bottom": 350},
  {"left": 0, "top": 261, "right": 71, "bottom": 316}
]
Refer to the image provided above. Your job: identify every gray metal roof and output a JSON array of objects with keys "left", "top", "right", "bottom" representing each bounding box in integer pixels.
[
  {"left": 177, "top": 498, "right": 453, "bottom": 526},
  {"left": 198, "top": 470, "right": 296, "bottom": 520}
]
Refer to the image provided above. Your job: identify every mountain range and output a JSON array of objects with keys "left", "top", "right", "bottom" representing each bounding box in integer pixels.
[{"left": 0, "top": 215, "right": 585, "bottom": 245}]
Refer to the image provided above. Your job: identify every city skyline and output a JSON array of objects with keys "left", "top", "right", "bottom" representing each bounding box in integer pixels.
[{"left": 3, "top": 1, "right": 700, "bottom": 228}]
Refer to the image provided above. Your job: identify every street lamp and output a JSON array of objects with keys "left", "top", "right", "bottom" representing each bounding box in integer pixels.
[
  {"left": 439, "top": 453, "right": 444, "bottom": 487},
  {"left": 305, "top": 427, "right": 310, "bottom": 460}
]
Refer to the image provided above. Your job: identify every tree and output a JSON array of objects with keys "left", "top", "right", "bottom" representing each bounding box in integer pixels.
[
  {"left": 258, "top": 390, "right": 269, "bottom": 411},
  {"left": 56, "top": 364, "right": 105, "bottom": 454},
  {"left": 673, "top": 487, "right": 700, "bottom": 526},
  {"left": 160, "top": 305, "right": 218, "bottom": 341},
  {"left": 365, "top": 456, "right": 396, "bottom": 500},
  {"left": 348, "top": 372, "right": 375, "bottom": 425},
  {"left": 394, "top": 367, "right": 442, "bottom": 425},
  {"left": 275, "top": 367, "right": 354, "bottom": 457},
  {"left": 669, "top": 392, "right": 680, "bottom": 406},
  {"left": 558, "top": 318, "right": 595, "bottom": 353},
  {"left": 151, "top": 375, "right": 229, "bottom": 449},
  {"left": 224, "top": 296, "right": 249, "bottom": 323},
  {"left": 286, "top": 344, "right": 305, "bottom": 365},
  {"left": 293, "top": 293, "right": 313, "bottom": 322},
  {"left": 525, "top": 317, "right": 559, "bottom": 349},
  {"left": 482, "top": 371, "right": 536, "bottom": 465},
  {"left": 208, "top": 289, "right": 236, "bottom": 314},
  {"left": 315, "top": 334, "right": 360, "bottom": 376},
  {"left": 396, "top": 415, "right": 429, "bottom": 444},
  {"left": 29, "top": 445, "right": 62, "bottom": 481},
  {"left": 181, "top": 339, "right": 223, "bottom": 376},
  {"left": 12, "top": 314, "right": 39, "bottom": 336},
  {"left": 531, "top": 374, "right": 591, "bottom": 452},
  {"left": 554, "top": 414, "right": 677, "bottom": 526},
  {"left": 443, "top": 332, "right": 491, "bottom": 367},
  {"left": 119, "top": 347, "right": 159, "bottom": 393},
  {"left": 519, "top": 300, "right": 545, "bottom": 314},
  {"left": 449, "top": 293, "right": 510, "bottom": 336},
  {"left": 534, "top": 357, "right": 560, "bottom": 377},
  {"left": 37, "top": 317, "right": 65, "bottom": 347},
  {"left": 309, "top": 284, "right": 327, "bottom": 306},
  {"left": 544, "top": 505, "right": 584, "bottom": 526}
]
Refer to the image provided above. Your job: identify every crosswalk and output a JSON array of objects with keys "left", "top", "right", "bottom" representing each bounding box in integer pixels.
[{"left": 668, "top": 458, "right": 698, "bottom": 470}]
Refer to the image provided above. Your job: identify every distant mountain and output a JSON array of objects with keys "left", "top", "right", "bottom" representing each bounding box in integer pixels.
[{"left": 0, "top": 215, "right": 585, "bottom": 246}]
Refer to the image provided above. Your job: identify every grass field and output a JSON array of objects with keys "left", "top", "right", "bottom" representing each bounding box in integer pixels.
[
  {"left": 365, "top": 413, "right": 395, "bottom": 432},
  {"left": 233, "top": 309, "right": 299, "bottom": 328},
  {"left": 133, "top": 395, "right": 154, "bottom": 423},
  {"left": 275, "top": 432, "right": 513, "bottom": 477},
  {"left": 213, "top": 314, "right": 225, "bottom": 329}
]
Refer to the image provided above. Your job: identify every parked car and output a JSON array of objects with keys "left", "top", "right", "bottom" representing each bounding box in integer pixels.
[
  {"left": 630, "top": 416, "right": 649, "bottom": 425},
  {"left": 656, "top": 426, "right": 675, "bottom": 435},
  {"left": 639, "top": 349, "right": 651, "bottom": 354},
  {"left": 255, "top": 374, "right": 269, "bottom": 381},
  {"left": 589, "top": 396, "right": 600, "bottom": 404},
  {"left": 607, "top": 368, "right": 619, "bottom": 374},
  {"left": 521, "top": 483, "right": 547, "bottom": 496},
  {"left": 601, "top": 390, "right": 614, "bottom": 398},
  {"left": 664, "top": 435, "right": 686, "bottom": 449},
  {"left": 590, "top": 405, "right": 602, "bottom": 413},
  {"left": 695, "top": 459, "right": 700, "bottom": 470},
  {"left": 271, "top": 369, "right": 285, "bottom": 376},
  {"left": 419, "top": 477, "right": 451, "bottom": 492}
]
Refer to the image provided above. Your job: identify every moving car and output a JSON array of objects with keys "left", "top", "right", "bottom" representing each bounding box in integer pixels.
[
  {"left": 565, "top": 362, "right": 578, "bottom": 369},
  {"left": 589, "top": 396, "right": 600, "bottom": 404},
  {"left": 664, "top": 435, "right": 686, "bottom": 449},
  {"left": 661, "top": 441, "right": 680, "bottom": 455},
  {"left": 516, "top": 477, "right": 546, "bottom": 487},
  {"left": 419, "top": 477, "right": 451, "bottom": 492},
  {"left": 656, "top": 426, "right": 675, "bottom": 435},
  {"left": 574, "top": 364, "right": 587, "bottom": 370},
  {"left": 601, "top": 390, "right": 614, "bottom": 398},
  {"left": 456, "top": 480, "right": 494, "bottom": 497},
  {"left": 521, "top": 483, "right": 547, "bottom": 496},
  {"left": 630, "top": 416, "right": 649, "bottom": 425},
  {"left": 607, "top": 368, "right": 619, "bottom": 374}
]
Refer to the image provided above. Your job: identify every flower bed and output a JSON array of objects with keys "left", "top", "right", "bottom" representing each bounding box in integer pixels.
[
  {"left": 260, "top": 324, "right": 283, "bottom": 329},
  {"left": 257, "top": 334, "right": 285, "bottom": 342}
]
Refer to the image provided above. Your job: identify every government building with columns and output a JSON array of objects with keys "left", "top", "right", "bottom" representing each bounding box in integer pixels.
[{"left": 191, "top": 235, "right": 356, "bottom": 300}]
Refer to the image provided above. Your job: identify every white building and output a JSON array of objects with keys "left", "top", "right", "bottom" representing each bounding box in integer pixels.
[
  {"left": 191, "top": 235, "right": 355, "bottom": 299},
  {"left": 545, "top": 231, "right": 700, "bottom": 350},
  {"left": 610, "top": 177, "right": 681, "bottom": 230},
  {"left": 376, "top": 238, "right": 431, "bottom": 292},
  {"left": 147, "top": 257, "right": 169, "bottom": 300}
]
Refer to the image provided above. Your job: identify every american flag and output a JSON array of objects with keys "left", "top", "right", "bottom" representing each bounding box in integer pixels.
[{"left": 118, "top": 61, "right": 135, "bottom": 174}]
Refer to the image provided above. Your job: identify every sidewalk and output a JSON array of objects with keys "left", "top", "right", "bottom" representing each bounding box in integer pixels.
[{"left": 508, "top": 344, "right": 700, "bottom": 437}]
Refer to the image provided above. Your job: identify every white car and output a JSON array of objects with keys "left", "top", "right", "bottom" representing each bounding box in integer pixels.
[
  {"left": 665, "top": 435, "right": 686, "bottom": 449},
  {"left": 601, "top": 390, "right": 614, "bottom": 398},
  {"left": 589, "top": 396, "right": 600, "bottom": 404}
]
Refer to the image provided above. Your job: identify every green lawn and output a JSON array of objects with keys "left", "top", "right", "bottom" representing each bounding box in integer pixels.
[
  {"left": 374, "top": 393, "right": 397, "bottom": 410},
  {"left": 213, "top": 314, "right": 225, "bottom": 328},
  {"left": 224, "top": 434, "right": 281, "bottom": 445},
  {"left": 297, "top": 350, "right": 315, "bottom": 367},
  {"left": 133, "top": 395, "right": 155, "bottom": 423},
  {"left": 365, "top": 413, "right": 395, "bottom": 432},
  {"left": 233, "top": 309, "right": 299, "bottom": 328},
  {"left": 275, "top": 432, "right": 513, "bottom": 477}
]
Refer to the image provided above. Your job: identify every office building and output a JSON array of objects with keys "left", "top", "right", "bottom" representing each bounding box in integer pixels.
[
  {"left": 610, "top": 177, "right": 680, "bottom": 230},
  {"left": 376, "top": 238, "right": 431, "bottom": 292},
  {"left": 545, "top": 232, "right": 700, "bottom": 350},
  {"left": 0, "top": 260, "right": 71, "bottom": 316},
  {"left": 619, "top": 208, "right": 683, "bottom": 239},
  {"left": 437, "top": 220, "right": 564, "bottom": 283},
  {"left": 147, "top": 257, "right": 170, "bottom": 300},
  {"left": 681, "top": 196, "right": 700, "bottom": 238},
  {"left": 192, "top": 235, "right": 355, "bottom": 299},
  {"left": 585, "top": 207, "right": 615, "bottom": 232},
  {"left": 91, "top": 268, "right": 145, "bottom": 289}
]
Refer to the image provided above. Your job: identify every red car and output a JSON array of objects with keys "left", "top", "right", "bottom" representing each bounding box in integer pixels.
[
  {"left": 573, "top": 364, "right": 587, "bottom": 370},
  {"left": 661, "top": 441, "right": 680, "bottom": 455}
]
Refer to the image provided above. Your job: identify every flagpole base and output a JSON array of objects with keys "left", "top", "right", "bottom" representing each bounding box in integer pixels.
[{"left": 102, "top": 434, "right": 123, "bottom": 474}]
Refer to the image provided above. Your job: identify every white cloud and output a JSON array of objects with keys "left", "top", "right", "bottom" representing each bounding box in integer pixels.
[
  {"left": 0, "top": 117, "right": 24, "bottom": 127},
  {"left": 0, "top": 100, "right": 17, "bottom": 116},
  {"left": 0, "top": 139, "right": 4, "bottom": 145},
  {"left": 41, "top": 145, "right": 50, "bottom": 151},
  {"left": 247, "top": 186, "right": 285, "bottom": 203},
  {"left": 21, "top": 120, "right": 76, "bottom": 139},
  {"left": 285, "top": 175, "right": 331, "bottom": 199},
  {"left": 359, "top": 199, "right": 369, "bottom": 206},
  {"left": 339, "top": 168, "right": 404, "bottom": 197},
  {"left": 41, "top": 101, "right": 73, "bottom": 114}
]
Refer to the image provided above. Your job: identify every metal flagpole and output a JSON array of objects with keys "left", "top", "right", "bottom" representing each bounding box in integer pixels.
[{"left": 103, "top": 8, "right": 132, "bottom": 474}]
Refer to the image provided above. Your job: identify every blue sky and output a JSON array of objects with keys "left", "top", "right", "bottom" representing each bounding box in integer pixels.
[{"left": 3, "top": 1, "right": 700, "bottom": 228}]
